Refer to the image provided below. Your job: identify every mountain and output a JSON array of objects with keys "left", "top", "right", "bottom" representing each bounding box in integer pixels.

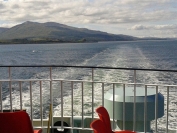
[
  {"left": 0, "top": 21, "right": 137, "bottom": 43},
  {"left": 0, "top": 27, "right": 9, "bottom": 34}
]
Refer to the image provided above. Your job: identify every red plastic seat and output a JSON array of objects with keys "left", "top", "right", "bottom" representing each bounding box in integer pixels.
[
  {"left": 0, "top": 111, "right": 42, "bottom": 133},
  {"left": 90, "top": 119, "right": 134, "bottom": 133},
  {"left": 90, "top": 119, "right": 107, "bottom": 133},
  {"left": 96, "top": 106, "right": 136, "bottom": 133}
]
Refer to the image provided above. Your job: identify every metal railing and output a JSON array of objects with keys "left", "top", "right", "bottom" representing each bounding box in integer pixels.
[{"left": 0, "top": 65, "right": 177, "bottom": 133}]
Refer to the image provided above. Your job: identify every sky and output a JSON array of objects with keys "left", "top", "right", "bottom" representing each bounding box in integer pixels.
[{"left": 0, "top": 0, "right": 177, "bottom": 38}]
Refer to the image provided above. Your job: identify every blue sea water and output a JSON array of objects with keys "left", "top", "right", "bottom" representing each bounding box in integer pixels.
[
  {"left": 0, "top": 40, "right": 177, "bottom": 132},
  {"left": 0, "top": 40, "right": 177, "bottom": 69},
  {"left": 1, "top": 40, "right": 177, "bottom": 84}
]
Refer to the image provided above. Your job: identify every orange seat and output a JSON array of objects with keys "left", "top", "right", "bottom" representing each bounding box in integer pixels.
[
  {"left": 0, "top": 111, "right": 42, "bottom": 133},
  {"left": 96, "top": 106, "right": 136, "bottom": 133}
]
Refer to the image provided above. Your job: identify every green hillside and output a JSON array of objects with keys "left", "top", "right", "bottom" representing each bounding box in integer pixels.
[{"left": 0, "top": 21, "right": 137, "bottom": 44}]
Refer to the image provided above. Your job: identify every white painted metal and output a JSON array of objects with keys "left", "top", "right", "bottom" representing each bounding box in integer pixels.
[
  {"left": 0, "top": 66, "right": 175, "bottom": 133},
  {"left": 0, "top": 81, "right": 2, "bottom": 112},
  {"left": 133, "top": 70, "right": 136, "bottom": 131}
]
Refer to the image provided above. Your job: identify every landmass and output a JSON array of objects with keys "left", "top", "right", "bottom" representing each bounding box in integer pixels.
[{"left": 0, "top": 21, "right": 170, "bottom": 44}]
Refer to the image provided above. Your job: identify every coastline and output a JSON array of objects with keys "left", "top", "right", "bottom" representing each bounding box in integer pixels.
[{"left": 0, "top": 38, "right": 173, "bottom": 45}]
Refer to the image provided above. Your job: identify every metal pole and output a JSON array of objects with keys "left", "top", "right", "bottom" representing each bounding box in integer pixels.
[
  {"left": 123, "top": 84, "right": 125, "bottom": 130},
  {"left": 9, "top": 67, "right": 12, "bottom": 111},
  {"left": 0, "top": 81, "right": 2, "bottom": 112},
  {"left": 49, "top": 67, "right": 53, "bottom": 129},
  {"left": 133, "top": 70, "right": 136, "bottom": 131},
  {"left": 155, "top": 86, "right": 158, "bottom": 133},
  {"left": 92, "top": 68, "right": 94, "bottom": 120},
  {"left": 166, "top": 86, "right": 169, "bottom": 133}
]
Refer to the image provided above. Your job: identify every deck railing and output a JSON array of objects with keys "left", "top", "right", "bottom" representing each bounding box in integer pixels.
[{"left": 0, "top": 65, "right": 177, "bottom": 133}]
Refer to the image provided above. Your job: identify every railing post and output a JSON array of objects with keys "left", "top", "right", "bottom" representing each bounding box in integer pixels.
[
  {"left": 113, "top": 83, "right": 115, "bottom": 130},
  {"left": 40, "top": 81, "right": 43, "bottom": 128},
  {"left": 30, "top": 81, "right": 33, "bottom": 124},
  {"left": 133, "top": 70, "right": 136, "bottom": 131},
  {"left": 166, "top": 86, "right": 169, "bottom": 133},
  {"left": 92, "top": 68, "right": 94, "bottom": 120},
  {"left": 81, "top": 82, "right": 84, "bottom": 128},
  {"left": 123, "top": 84, "right": 125, "bottom": 130},
  {"left": 0, "top": 81, "right": 2, "bottom": 112},
  {"left": 144, "top": 85, "right": 147, "bottom": 133},
  {"left": 155, "top": 86, "right": 158, "bottom": 133},
  {"left": 102, "top": 83, "right": 104, "bottom": 106},
  {"left": 71, "top": 81, "right": 74, "bottom": 129},
  {"left": 61, "top": 80, "right": 63, "bottom": 129},
  {"left": 9, "top": 67, "right": 12, "bottom": 111},
  {"left": 19, "top": 81, "right": 22, "bottom": 110},
  {"left": 49, "top": 67, "right": 53, "bottom": 128}
]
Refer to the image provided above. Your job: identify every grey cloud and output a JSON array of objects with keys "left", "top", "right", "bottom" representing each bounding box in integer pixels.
[
  {"left": 11, "top": 4, "right": 20, "bottom": 9},
  {"left": 82, "top": 8, "right": 108, "bottom": 16},
  {"left": 129, "top": 24, "right": 177, "bottom": 31},
  {"left": 0, "top": 3, "right": 5, "bottom": 8},
  {"left": 22, "top": 1, "right": 50, "bottom": 11},
  {"left": 1, "top": 0, "right": 177, "bottom": 26},
  {"left": 129, "top": 25, "right": 149, "bottom": 30},
  {"left": 154, "top": 25, "right": 177, "bottom": 30},
  {"left": 10, "top": 14, "right": 39, "bottom": 22}
]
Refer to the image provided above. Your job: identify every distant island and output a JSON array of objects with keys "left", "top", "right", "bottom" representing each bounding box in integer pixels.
[{"left": 0, "top": 21, "right": 169, "bottom": 44}]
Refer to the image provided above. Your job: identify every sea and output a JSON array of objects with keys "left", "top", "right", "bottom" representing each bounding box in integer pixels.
[{"left": 0, "top": 39, "right": 177, "bottom": 132}]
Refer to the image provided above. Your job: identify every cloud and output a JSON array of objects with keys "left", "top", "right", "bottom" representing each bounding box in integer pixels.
[
  {"left": 128, "top": 24, "right": 177, "bottom": 38},
  {"left": 129, "top": 24, "right": 177, "bottom": 30},
  {"left": 0, "top": 0, "right": 177, "bottom": 38},
  {"left": 0, "top": 0, "right": 177, "bottom": 25},
  {"left": 129, "top": 25, "right": 149, "bottom": 30},
  {"left": 154, "top": 24, "right": 177, "bottom": 30},
  {"left": 0, "top": 22, "right": 19, "bottom": 28}
]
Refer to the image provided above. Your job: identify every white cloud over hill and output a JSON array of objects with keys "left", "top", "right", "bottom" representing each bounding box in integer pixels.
[{"left": 0, "top": 0, "right": 177, "bottom": 38}]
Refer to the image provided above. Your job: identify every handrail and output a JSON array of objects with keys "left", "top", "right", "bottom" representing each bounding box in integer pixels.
[
  {"left": 0, "top": 65, "right": 177, "bottom": 72},
  {"left": 0, "top": 65, "right": 176, "bottom": 132}
]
